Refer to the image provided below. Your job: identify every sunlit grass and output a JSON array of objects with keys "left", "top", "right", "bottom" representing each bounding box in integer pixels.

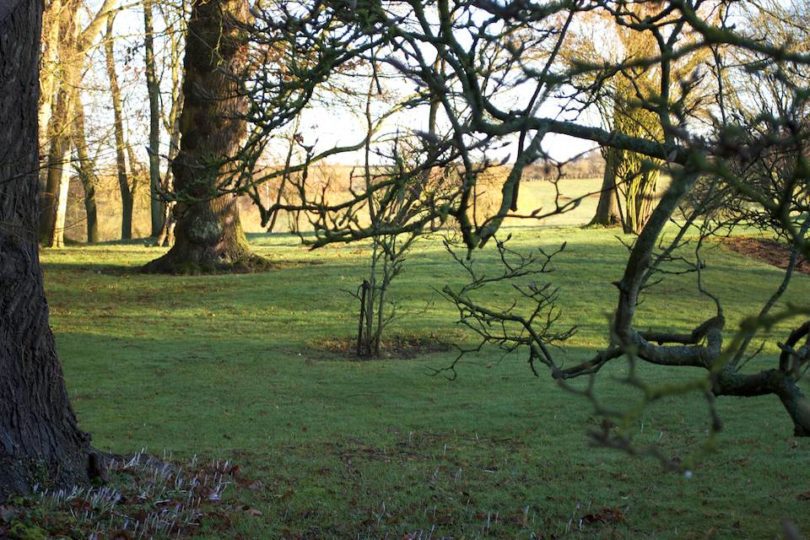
[{"left": 41, "top": 221, "right": 810, "bottom": 538}]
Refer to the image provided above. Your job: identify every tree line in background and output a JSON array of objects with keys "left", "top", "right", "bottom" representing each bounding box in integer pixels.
[
  {"left": 1, "top": 0, "right": 809, "bottom": 502},
  {"left": 30, "top": 0, "right": 669, "bottom": 266},
  {"left": 37, "top": 0, "right": 185, "bottom": 247}
]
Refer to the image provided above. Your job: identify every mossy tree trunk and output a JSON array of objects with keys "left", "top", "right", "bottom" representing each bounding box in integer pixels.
[
  {"left": 613, "top": 121, "right": 661, "bottom": 235},
  {"left": 143, "top": 0, "right": 267, "bottom": 273},
  {"left": 597, "top": 77, "right": 662, "bottom": 236},
  {"left": 0, "top": 0, "right": 94, "bottom": 500},
  {"left": 622, "top": 160, "right": 659, "bottom": 235},
  {"left": 589, "top": 6, "right": 663, "bottom": 236}
]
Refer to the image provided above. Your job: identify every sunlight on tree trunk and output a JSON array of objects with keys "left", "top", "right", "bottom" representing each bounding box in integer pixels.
[
  {"left": 155, "top": 9, "right": 185, "bottom": 248},
  {"left": 38, "top": 0, "right": 63, "bottom": 160},
  {"left": 582, "top": 5, "right": 664, "bottom": 235},
  {"left": 39, "top": 6, "right": 78, "bottom": 247},
  {"left": 608, "top": 74, "right": 662, "bottom": 236},
  {"left": 143, "top": 0, "right": 268, "bottom": 273}
]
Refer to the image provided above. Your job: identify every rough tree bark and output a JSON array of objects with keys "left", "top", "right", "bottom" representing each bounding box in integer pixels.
[
  {"left": 0, "top": 0, "right": 94, "bottom": 501},
  {"left": 143, "top": 0, "right": 268, "bottom": 273}
]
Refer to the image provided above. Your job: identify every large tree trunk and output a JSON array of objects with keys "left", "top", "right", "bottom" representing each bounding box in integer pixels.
[
  {"left": 144, "top": 0, "right": 165, "bottom": 236},
  {"left": 143, "top": 0, "right": 268, "bottom": 274},
  {"left": 0, "top": 0, "right": 94, "bottom": 500},
  {"left": 104, "top": 15, "right": 134, "bottom": 240},
  {"left": 588, "top": 146, "right": 622, "bottom": 227}
]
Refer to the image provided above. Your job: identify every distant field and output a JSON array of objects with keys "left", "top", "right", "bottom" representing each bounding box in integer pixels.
[
  {"left": 502, "top": 178, "right": 604, "bottom": 227},
  {"left": 240, "top": 177, "right": 609, "bottom": 233},
  {"left": 41, "top": 225, "right": 810, "bottom": 538},
  {"left": 62, "top": 173, "right": 609, "bottom": 242}
]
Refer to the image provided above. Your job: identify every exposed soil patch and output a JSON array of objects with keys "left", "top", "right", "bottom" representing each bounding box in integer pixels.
[
  {"left": 723, "top": 237, "right": 809, "bottom": 274},
  {"left": 314, "top": 332, "right": 454, "bottom": 360}
]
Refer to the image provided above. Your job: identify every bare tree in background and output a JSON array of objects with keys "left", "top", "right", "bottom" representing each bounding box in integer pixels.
[
  {"left": 155, "top": 0, "right": 187, "bottom": 247},
  {"left": 234, "top": 0, "right": 810, "bottom": 440},
  {"left": 38, "top": 0, "right": 119, "bottom": 247},
  {"left": 72, "top": 95, "right": 101, "bottom": 243},
  {"left": 103, "top": 12, "right": 140, "bottom": 240},
  {"left": 144, "top": 0, "right": 166, "bottom": 237}
]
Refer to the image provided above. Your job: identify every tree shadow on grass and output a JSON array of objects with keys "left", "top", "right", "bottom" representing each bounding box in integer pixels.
[{"left": 42, "top": 257, "right": 325, "bottom": 277}]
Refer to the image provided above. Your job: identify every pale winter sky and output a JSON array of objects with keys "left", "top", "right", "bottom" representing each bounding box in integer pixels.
[{"left": 99, "top": 1, "right": 598, "bottom": 171}]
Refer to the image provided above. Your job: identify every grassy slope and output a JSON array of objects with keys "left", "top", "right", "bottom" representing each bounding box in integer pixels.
[{"left": 42, "top": 217, "right": 810, "bottom": 537}]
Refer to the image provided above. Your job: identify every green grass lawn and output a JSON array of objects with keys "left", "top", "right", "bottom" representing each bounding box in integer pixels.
[{"left": 40, "top": 224, "right": 810, "bottom": 538}]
